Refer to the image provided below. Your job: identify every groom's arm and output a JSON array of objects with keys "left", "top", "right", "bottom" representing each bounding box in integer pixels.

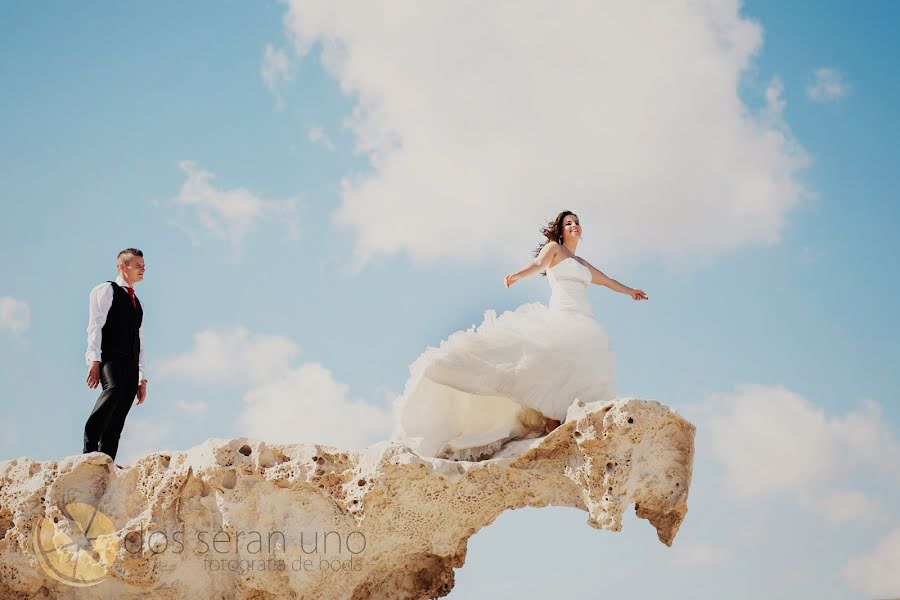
[
  {"left": 138, "top": 325, "right": 145, "bottom": 383},
  {"left": 136, "top": 325, "right": 147, "bottom": 405},
  {"left": 85, "top": 282, "right": 113, "bottom": 388},
  {"left": 137, "top": 322, "right": 147, "bottom": 404}
]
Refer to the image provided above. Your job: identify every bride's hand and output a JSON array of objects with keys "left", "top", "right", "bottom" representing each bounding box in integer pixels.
[
  {"left": 504, "top": 273, "right": 519, "bottom": 288},
  {"left": 630, "top": 288, "right": 648, "bottom": 300}
]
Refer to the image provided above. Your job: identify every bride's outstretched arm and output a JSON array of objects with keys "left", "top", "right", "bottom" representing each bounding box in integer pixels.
[
  {"left": 504, "top": 242, "right": 558, "bottom": 287},
  {"left": 582, "top": 260, "right": 649, "bottom": 300}
]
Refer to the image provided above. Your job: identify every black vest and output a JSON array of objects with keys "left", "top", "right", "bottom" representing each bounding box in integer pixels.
[{"left": 100, "top": 282, "right": 143, "bottom": 363}]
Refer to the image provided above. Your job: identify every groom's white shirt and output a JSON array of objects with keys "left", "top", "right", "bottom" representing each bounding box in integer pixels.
[{"left": 85, "top": 275, "right": 145, "bottom": 383}]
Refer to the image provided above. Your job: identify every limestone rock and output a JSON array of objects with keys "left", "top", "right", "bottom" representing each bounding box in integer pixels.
[{"left": 0, "top": 398, "right": 695, "bottom": 599}]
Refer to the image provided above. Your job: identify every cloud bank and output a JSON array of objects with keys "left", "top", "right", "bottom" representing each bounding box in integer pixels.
[
  {"left": 707, "top": 384, "right": 900, "bottom": 497},
  {"left": 159, "top": 326, "right": 390, "bottom": 448},
  {"left": 168, "top": 161, "right": 299, "bottom": 257},
  {"left": 280, "top": 0, "right": 808, "bottom": 268}
]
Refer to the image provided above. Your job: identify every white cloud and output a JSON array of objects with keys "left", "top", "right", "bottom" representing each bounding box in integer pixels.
[
  {"left": 806, "top": 68, "right": 850, "bottom": 102},
  {"left": 116, "top": 417, "right": 173, "bottom": 465},
  {"left": 238, "top": 362, "right": 391, "bottom": 449},
  {"left": 261, "top": 44, "right": 292, "bottom": 109},
  {"left": 843, "top": 526, "right": 900, "bottom": 598},
  {"left": 308, "top": 126, "right": 336, "bottom": 151},
  {"left": 281, "top": 1, "right": 808, "bottom": 269},
  {"left": 706, "top": 384, "right": 900, "bottom": 497},
  {"left": 798, "top": 488, "right": 888, "bottom": 525},
  {"left": 761, "top": 76, "right": 787, "bottom": 126},
  {"left": 669, "top": 541, "right": 729, "bottom": 567},
  {"left": 168, "top": 161, "right": 299, "bottom": 257},
  {"left": 0, "top": 296, "right": 30, "bottom": 335},
  {"left": 160, "top": 326, "right": 391, "bottom": 449},
  {"left": 174, "top": 399, "right": 209, "bottom": 415},
  {"left": 1, "top": 425, "right": 17, "bottom": 448},
  {"left": 157, "top": 326, "right": 301, "bottom": 384}
]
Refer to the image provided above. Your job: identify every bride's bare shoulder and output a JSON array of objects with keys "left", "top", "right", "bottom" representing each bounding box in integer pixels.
[{"left": 541, "top": 241, "right": 562, "bottom": 266}]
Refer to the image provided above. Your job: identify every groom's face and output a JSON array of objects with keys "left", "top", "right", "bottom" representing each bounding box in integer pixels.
[{"left": 120, "top": 257, "right": 145, "bottom": 284}]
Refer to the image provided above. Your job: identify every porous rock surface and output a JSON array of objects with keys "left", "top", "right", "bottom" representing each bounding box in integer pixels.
[{"left": 0, "top": 398, "right": 695, "bottom": 599}]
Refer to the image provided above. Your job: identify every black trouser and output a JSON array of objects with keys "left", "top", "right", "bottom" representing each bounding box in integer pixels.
[{"left": 83, "top": 359, "right": 138, "bottom": 461}]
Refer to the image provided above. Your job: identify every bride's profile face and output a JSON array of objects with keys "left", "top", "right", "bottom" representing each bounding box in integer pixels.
[{"left": 561, "top": 214, "right": 581, "bottom": 242}]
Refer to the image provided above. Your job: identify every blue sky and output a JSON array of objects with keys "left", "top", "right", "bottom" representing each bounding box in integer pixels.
[{"left": 1, "top": 1, "right": 898, "bottom": 598}]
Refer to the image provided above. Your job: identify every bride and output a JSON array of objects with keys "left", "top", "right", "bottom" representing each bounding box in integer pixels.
[{"left": 393, "top": 210, "right": 648, "bottom": 461}]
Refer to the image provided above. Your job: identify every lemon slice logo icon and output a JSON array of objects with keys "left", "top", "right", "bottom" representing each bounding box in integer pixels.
[{"left": 33, "top": 502, "right": 119, "bottom": 587}]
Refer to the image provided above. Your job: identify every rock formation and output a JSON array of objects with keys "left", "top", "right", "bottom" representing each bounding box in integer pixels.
[{"left": 0, "top": 398, "right": 695, "bottom": 599}]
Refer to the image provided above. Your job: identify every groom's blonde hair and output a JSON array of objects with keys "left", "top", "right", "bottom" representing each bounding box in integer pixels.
[{"left": 116, "top": 248, "right": 144, "bottom": 266}]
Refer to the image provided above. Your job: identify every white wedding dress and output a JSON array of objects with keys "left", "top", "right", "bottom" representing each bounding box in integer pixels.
[{"left": 393, "top": 257, "right": 616, "bottom": 461}]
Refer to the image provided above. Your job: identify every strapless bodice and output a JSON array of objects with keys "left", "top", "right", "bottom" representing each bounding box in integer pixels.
[{"left": 547, "top": 257, "right": 593, "bottom": 317}]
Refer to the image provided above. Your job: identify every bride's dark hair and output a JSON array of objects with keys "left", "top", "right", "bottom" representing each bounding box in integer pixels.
[{"left": 533, "top": 210, "right": 577, "bottom": 276}]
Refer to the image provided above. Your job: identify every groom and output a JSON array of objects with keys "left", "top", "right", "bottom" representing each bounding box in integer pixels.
[{"left": 83, "top": 248, "right": 148, "bottom": 464}]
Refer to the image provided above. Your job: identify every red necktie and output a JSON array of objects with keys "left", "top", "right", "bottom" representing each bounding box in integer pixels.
[{"left": 126, "top": 287, "right": 136, "bottom": 308}]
